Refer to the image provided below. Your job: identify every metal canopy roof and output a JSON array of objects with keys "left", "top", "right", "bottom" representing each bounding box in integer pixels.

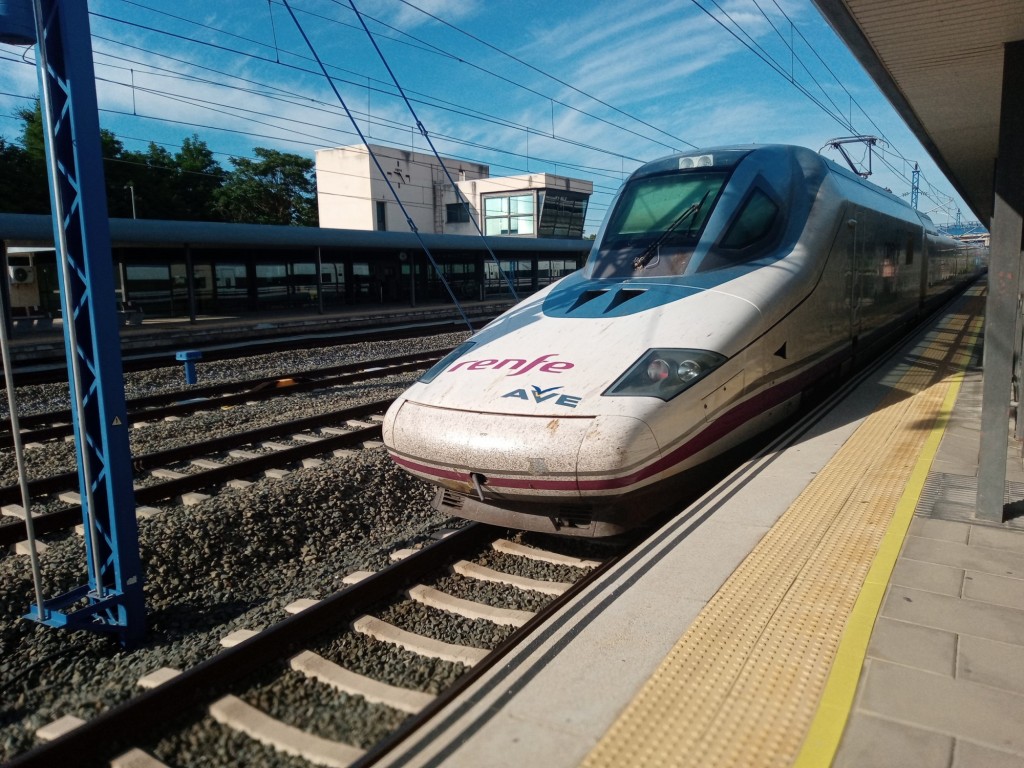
[
  {"left": 814, "top": 0, "right": 1024, "bottom": 226},
  {"left": 0, "top": 213, "right": 592, "bottom": 254}
]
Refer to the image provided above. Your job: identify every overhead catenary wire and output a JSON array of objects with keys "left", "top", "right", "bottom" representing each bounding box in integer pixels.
[
  {"left": 688, "top": 0, "right": 958, "bottom": 216},
  {"left": 385, "top": 0, "right": 699, "bottom": 152},
  {"left": 3, "top": 1, "right": 968, "bottom": 226},
  {"left": 90, "top": 4, "right": 675, "bottom": 162},
  {"left": 95, "top": 2, "right": 935, "bottom": 213},
  {"left": 4, "top": 24, "right": 636, "bottom": 229},
  {"left": 280, "top": 0, "right": 474, "bottom": 330},
  {"left": 105, "top": 0, "right": 690, "bottom": 157},
  {"left": 347, "top": 0, "right": 518, "bottom": 300}
]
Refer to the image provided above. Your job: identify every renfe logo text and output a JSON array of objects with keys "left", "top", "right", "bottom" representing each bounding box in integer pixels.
[{"left": 447, "top": 353, "right": 574, "bottom": 377}]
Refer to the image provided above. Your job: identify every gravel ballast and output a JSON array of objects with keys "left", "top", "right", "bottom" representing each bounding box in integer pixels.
[
  {"left": 0, "top": 330, "right": 612, "bottom": 765},
  {"left": 0, "top": 335, "right": 464, "bottom": 763}
]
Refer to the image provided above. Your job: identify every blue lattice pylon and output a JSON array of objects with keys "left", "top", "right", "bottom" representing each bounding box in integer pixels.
[{"left": 27, "top": 0, "right": 144, "bottom": 646}]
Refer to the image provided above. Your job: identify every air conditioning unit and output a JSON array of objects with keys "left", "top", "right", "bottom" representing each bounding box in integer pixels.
[{"left": 8, "top": 266, "right": 34, "bottom": 284}]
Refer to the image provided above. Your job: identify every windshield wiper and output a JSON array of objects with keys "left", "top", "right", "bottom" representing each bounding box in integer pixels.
[{"left": 633, "top": 189, "right": 712, "bottom": 270}]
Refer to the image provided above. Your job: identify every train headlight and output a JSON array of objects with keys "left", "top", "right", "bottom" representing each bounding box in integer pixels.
[
  {"left": 605, "top": 349, "right": 727, "bottom": 401},
  {"left": 646, "top": 358, "right": 671, "bottom": 382},
  {"left": 677, "top": 359, "right": 703, "bottom": 381}
]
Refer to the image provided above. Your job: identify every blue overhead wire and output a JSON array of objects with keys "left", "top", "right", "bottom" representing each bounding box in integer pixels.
[
  {"left": 280, "top": 0, "right": 474, "bottom": 331},
  {"left": 347, "top": 0, "right": 519, "bottom": 301}
]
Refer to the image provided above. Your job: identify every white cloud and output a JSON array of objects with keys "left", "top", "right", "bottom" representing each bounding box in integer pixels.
[{"left": 359, "top": 0, "right": 481, "bottom": 31}]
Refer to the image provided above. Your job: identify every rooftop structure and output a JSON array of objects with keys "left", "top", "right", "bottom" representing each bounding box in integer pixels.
[{"left": 315, "top": 144, "right": 592, "bottom": 239}]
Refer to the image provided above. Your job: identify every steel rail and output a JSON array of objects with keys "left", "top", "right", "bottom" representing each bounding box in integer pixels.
[
  {"left": 0, "top": 351, "right": 445, "bottom": 443},
  {"left": 0, "top": 400, "right": 393, "bottom": 546},
  {"left": 6, "top": 315, "right": 488, "bottom": 387},
  {"left": 3, "top": 523, "right": 498, "bottom": 768},
  {"left": 353, "top": 543, "right": 627, "bottom": 767}
]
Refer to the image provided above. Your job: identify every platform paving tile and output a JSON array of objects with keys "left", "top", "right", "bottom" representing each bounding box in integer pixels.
[
  {"left": 931, "top": 434, "right": 981, "bottom": 472},
  {"left": 865, "top": 616, "right": 956, "bottom": 676},
  {"left": 957, "top": 634, "right": 1024, "bottom": 695},
  {"left": 901, "top": 536, "right": 1024, "bottom": 578},
  {"left": 953, "top": 741, "right": 1024, "bottom": 768},
  {"left": 858, "top": 659, "right": 1024, "bottom": 756},
  {"left": 890, "top": 557, "right": 965, "bottom": 597},
  {"left": 909, "top": 516, "right": 972, "bottom": 543},
  {"left": 834, "top": 712, "right": 954, "bottom": 768},
  {"left": 971, "top": 525, "right": 1024, "bottom": 554},
  {"left": 964, "top": 570, "right": 1024, "bottom": 610},
  {"left": 881, "top": 584, "right": 1024, "bottom": 645}
]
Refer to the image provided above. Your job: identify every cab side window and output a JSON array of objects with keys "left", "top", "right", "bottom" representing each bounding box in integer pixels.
[
  {"left": 720, "top": 188, "right": 779, "bottom": 250},
  {"left": 697, "top": 186, "right": 782, "bottom": 273}
]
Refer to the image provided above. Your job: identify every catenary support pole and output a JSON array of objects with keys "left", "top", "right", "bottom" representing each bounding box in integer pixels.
[{"left": 24, "top": 0, "right": 145, "bottom": 645}]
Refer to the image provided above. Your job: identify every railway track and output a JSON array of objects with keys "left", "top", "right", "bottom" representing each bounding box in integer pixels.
[
  {"left": 1, "top": 348, "right": 451, "bottom": 445},
  {"left": 8, "top": 316, "right": 494, "bottom": 387},
  {"left": 6, "top": 523, "right": 625, "bottom": 768},
  {"left": 0, "top": 398, "right": 396, "bottom": 546},
  {"left": 0, "top": 285, "right": 982, "bottom": 765}
]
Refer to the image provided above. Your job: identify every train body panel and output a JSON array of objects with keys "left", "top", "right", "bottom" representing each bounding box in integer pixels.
[{"left": 383, "top": 144, "right": 986, "bottom": 536}]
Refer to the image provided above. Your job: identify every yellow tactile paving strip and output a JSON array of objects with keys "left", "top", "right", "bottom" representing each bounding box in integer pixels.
[{"left": 581, "top": 290, "right": 984, "bottom": 768}]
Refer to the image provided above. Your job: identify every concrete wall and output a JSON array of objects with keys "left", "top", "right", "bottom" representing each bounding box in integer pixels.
[{"left": 317, "top": 144, "right": 489, "bottom": 234}]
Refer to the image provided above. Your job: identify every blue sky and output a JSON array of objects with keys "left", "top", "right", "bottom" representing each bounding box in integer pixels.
[{"left": 0, "top": 0, "right": 975, "bottom": 233}]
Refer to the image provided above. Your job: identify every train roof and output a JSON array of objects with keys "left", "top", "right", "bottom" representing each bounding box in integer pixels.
[{"left": 630, "top": 143, "right": 926, "bottom": 227}]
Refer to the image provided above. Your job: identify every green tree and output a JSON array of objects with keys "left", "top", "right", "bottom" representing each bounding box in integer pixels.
[
  {"left": 4, "top": 103, "right": 49, "bottom": 213},
  {"left": 108, "top": 138, "right": 226, "bottom": 220},
  {"left": 5, "top": 105, "right": 315, "bottom": 226},
  {"left": 173, "top": 135, "right": 225, "bottom": 221},
  {"left": 13, "top": 100, "right": 129, "bottom": 216},
  {"left": 114, "top": 142, "right": 176, "bottom": 219},
  {"left": 215, "top": 147, "right": 317, "bottom": 226},
  {"left": 0, "top": 137, "right": 40, "bottom": 213},
  {"left": 16, "top": 102, "right": 46, "bottom": 161}
]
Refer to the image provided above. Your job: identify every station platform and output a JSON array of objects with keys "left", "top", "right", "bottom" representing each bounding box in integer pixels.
[{"left": 381, "top": 282, "right": 1024, "bottom": 768}]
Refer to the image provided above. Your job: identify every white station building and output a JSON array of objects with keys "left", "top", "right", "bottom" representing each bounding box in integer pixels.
[{"left": 315, "top": 144, "right": 593, "bottom": 239}]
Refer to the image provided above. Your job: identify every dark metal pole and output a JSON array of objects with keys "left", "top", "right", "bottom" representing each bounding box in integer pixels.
[
  {"left": 316, "top": 246, "right": 324, "bottom": 314},
  {"left": 977, "top": 41, "right": 1024, "bottom": 522},
  {"left": 185, "top": 244, "right": 197, "bottom": 323}
]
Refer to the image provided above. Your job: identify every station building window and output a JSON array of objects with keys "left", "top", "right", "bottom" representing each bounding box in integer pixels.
[
  {"left": 484, "top": 193, "right": 535, "bottom": 236},
  {"left": 446, "top": 202, "right": 470, "bottom": 223},
  {"left": 256, "top": 264, "right": 289, "bottom": 306},
  {"left": 126, "top": 264, "right": 173, "bottom": 316},
  {"left": 538, "top": 190, "right": 589, "bottom": 238},
  {"left": 215, "top": 263, "right": 248, "bottom": 311},
  {"left": 538, "top": 258, "right": 577, "bottom": 285}
]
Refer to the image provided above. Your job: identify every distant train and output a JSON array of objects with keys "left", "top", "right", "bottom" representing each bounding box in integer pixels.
[{"left": 383, "top": 145, "right": 986, "bottom": 537}]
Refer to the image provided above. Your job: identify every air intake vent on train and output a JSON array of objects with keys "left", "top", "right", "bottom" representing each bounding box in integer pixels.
[
  {"left": 569, "top": 289, "right": 609, "bottom": 312},
  {"left": 605, "top": 289, "right": 646, "bottom": 311},
  {"left": 436, "top": 488, "right": 465, "bottom": 511}
]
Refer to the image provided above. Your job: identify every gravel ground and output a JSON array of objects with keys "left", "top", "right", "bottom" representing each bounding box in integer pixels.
[
  {"left": 0, "top": 334, "right": 470, "bottom": 764},
  {"left": 0, "top": 330, "right": 613, "bottom": 766}
]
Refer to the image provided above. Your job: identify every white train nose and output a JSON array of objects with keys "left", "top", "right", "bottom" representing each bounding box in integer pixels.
[{"left": 384, "top": 400, "right": 662, "bottom": 500}]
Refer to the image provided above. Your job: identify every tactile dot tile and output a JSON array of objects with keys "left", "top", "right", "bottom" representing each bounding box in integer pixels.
[{"left": 581, "top": 298, "right": 983, "bottom": 768}]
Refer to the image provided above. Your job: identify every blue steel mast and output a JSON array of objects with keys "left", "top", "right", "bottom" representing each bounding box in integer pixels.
[{"left": 7, "top": 0, "right": 145, "bottom": 645}]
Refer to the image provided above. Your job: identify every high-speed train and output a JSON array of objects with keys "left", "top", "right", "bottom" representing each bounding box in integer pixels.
[{"left": 383, "top": 144, "right": 985, "bottom": 537}]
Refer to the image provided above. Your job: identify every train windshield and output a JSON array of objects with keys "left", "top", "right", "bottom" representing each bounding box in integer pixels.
[{"left": 590, "top": 171, "right": 727, "bottom": 278}]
